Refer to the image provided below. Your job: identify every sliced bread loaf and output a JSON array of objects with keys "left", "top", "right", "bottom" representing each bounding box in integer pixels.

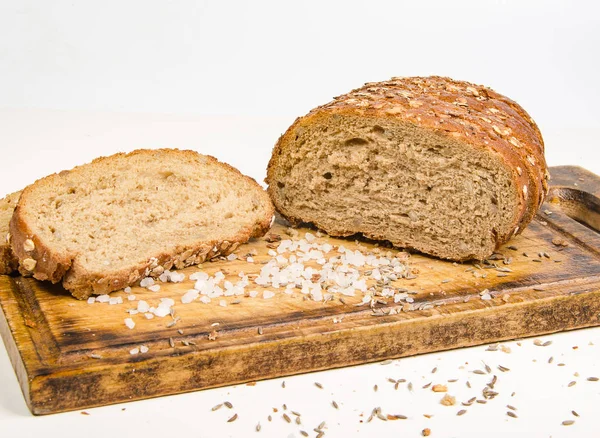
[
  {"left": 0, "top": 191, "right": 21, "bottom": 274},
  {"left": 266, "top": 76, "right": 549, "bottom": 261},
  {"left": 10, "top": 149, "right": 274, "bottom": 299}
]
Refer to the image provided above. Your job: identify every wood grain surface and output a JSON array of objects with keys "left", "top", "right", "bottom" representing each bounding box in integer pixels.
[{"left": 1, "top": 166, "right": 599, "bottom": 415}]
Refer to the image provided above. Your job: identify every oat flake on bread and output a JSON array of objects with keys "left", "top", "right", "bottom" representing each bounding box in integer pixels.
[
  {"left": 9, "top": 149, "right": 274, "bottom": 299},
  {"left": 266, "top": 76, "right": 549, "bottom": 261}
]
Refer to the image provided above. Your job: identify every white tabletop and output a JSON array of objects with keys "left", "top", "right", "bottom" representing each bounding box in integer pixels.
[{"left": 0, "top": 110, "right": 599, "bottom": 438}]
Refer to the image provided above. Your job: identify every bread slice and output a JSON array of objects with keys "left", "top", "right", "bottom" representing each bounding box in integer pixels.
[
  {"left": 266, "top": 76, "right": 549, "bottom": 261},
  {"left": 10, "top": 149, "right": 274, "bottom": 299},
  {"left": 0, "top": 191, "right": 21, "bottom": 274}
]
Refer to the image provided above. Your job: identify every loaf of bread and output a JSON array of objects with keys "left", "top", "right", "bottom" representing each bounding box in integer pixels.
[
  {"left": 0, "top": 191, "right": 20, "bottom": 274},
  {"left": 9, "top": 149, "right": 274, "bottom": 299},
  {"left": 266, "top": 76, "right": 549, "bottom": 261}
]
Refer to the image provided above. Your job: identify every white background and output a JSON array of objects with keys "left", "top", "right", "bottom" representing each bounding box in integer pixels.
[{"left": 1, "top": 0, "right": 599, "bottom": 437}]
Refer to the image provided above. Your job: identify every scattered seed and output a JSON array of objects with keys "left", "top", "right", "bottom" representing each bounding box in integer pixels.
[
  {"left": 256, "top": 423, "right": 261, "bottom": 432},
  {"left": 507, "top": 405, "right": 517, "bottom": 411},
  {"left": 373, "top": 384, "right": 378, "bottom": 392},
  {"left": 283, "top": 413, "right": 291, "bottom": 423},
  {"left": 90, "top": 354, "right": 102, "bottom": 359},
  {"left": 318, "top": 421, "right": 326, "bottom": 430},
  {"left": 332, "top": 401, "right": 339, "bottom": 409},
  {"left": 473, "top": 370, "right": 486, "bottom": 375},
  {"left": 440, "top": 394, "right": 456, "bottom": 406},
  {"left": 282, "top": 381, "right": 286, "bottom": 388},
  {"left": 227, "top": 414, "right": 238, "bottom": 422},
  {"left": 432, "top": 384, "right": 447, "bottom": 392},
  {"left": 587, "top": 377, "right": 599, "bottom": 381},
  {"left": 447, "top": 379, "right": 458, "bottom": 383},
  {"left": 422, "top": 382, "right": 432, "bottom": 389},
  {"left": 300, "top": 432, "right": 309, "bottom": 437},
  {"left": 224, "top": 401, "right": 233, "bottom": 409},
  {"left": 169, "top": 337, "right": 175, "bottom": 348},
  {"left": 282, "top": 404, "right": 287, "bottom": 411},
  {"left": 315, "top": 382, "right": 323, "bottom": 389},
  {"left": 476, "top": 400, "right": 487, "bottom": 404},
  {"left": 422, "top": 428, "right": 431, "bottom": 437},
  {"left": 387, "top": 414, "right": 407, "bottom": 420},
  {"left": 542, "top": 340, "right": 552, "bottom": 346},
  {"left": 380, "top": 359, "right": 393, "bottom": 365},
  {"left": 548, "top": 356, "right": 554, "bottom": 364},
  {"left": 562, "top": 420, "right": 575, "bottom": 426},
  {"left": 268, "top": 415, "right": 272, "bottom": 422},
  {"left": 572, "top": 410, "right": 580, "bottom": 417},
  {"left": 296, "top": 416, "right": 301, "bottom": 425},
  {"left": 81, "top": 411, "right": 90, "bottom": 416},
  {"left": 507, "top": 411, "right": 518, "bottom": 418},
  {"left": 484, "top": 363, "right": 492, "bottom": 373},
  {"left": 258, "top": 327, "right": 263, "bottom": 335},
  {"left": 498, "top": 365, "right": 510, "bottom": 372},
  {"left": 316, "top": 433, "right": 324, "bottom": 438},
  {"left": 212, "top": 403, "right": 223, "bottom": 411},
  {"left": 431, "top": 367, "right": 438, "bottom": 374},
  {"left": 568, "top": 381, "right": 577, "bottom": 387},
  {"left": 408, "top": 382, "right": 413, "bottom": 391},
  {"left": 457, "top": 409, "right": 467, "bottom": 416},
  {"left": 466, "top": 381, "right": 472, "bottom": 388}
]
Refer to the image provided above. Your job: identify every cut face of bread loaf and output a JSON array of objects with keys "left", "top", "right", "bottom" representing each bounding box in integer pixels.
[
  {"left": 267, "top": 76, "right": 549, "bottom": 261},
  {"left": 0, "top": 191, "right": 20, "bottom": 274},
  {"left": 10, "top": 149, "right": 274, "bottom": 299}
]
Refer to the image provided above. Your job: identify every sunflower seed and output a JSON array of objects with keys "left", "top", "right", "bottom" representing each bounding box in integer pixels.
[
  {"left": 587, "top": 377, "right": 599, "bottom": 381},
  {"left": 283, "top": 413, "right": 291, "bottom": 423}
]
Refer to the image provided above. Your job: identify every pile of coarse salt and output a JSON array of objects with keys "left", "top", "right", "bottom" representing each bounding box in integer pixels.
[{"left": 179, "top": 232, "right": 414, "bottom": 307}]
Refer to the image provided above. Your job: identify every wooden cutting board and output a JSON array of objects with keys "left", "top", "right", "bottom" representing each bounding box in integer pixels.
[{"left": 2, "top": 166, "right": 600, "bottom": 415}]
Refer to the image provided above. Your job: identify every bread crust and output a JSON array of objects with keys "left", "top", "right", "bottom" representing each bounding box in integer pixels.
[
  {"left": 266, "top": 76, "right": 548, "bottom": 259},
  {"left": 9, "top": 149, "right": 274, "bottom": 299},
  {"left": 0, "top": 191, "right": 22, "bottom": 275}
]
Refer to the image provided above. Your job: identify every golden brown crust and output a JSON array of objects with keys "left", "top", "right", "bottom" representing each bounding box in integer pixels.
[
  {"left": 0, "top": 191, "right": 22, "bottom": 274},
  {"left": 10, "top": 149, "right": 274, "bottom": 299},
  {"left": 267, "top": 76, "right": 548, "bottom": 256}
]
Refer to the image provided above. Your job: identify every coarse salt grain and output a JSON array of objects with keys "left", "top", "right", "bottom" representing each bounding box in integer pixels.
[
  {"left": 144, "top": 313, "right": 154, "bottom": 319},
  {"left": 140, "top": 345, "right": 149, "bottom": 353},
  {"left": 109, "top": 297, "right": 123, "bottom": 305},
  {"left": 87, "top": 297, "right": 96, "bottom": 304},
  {"left": 137, "top": 300, "right": 150, "bottom": 313},
  {"left": 247, "top": 257, "right": 254, "bottom": 263},
  {"left": 148, "top": 284, "right": 161, "bottom": 293},
  {"left": 249, "top": 290, "right": 259, "bottom": 298},
  {"left": 227, "top": 254, "right": 238, "bottom": 261},
  {"left": 124, "top": 318, "right": 135, "bottom": 329},
  {"left": 140, "top": 277, "right": 154, "bottom": 288},
  {"left": 96, "top": 294, "right": 110, "bottom": 303},
  {"left": 189, "top": 271, "right": 209, "bottom": 281},
  {"left": 263, "top": 291, "right": 275, "bottom": 299},
  {"left": 127, "top": 295, "right": 136, "bottom": 301},
  {"left": 124, "top": 287, "right": 132, "bottom": 294},
  {"left": 130, "top": 347, "right": 139, "bottom": 355},
  {"left": 182, "top": 289, "right": 199, "bottom": 304},
  {"left": 219, "top": 300, "right": 227, "bottom": 307},
  {"left": 199, "top": 296, "right": 211, "bottom": 304}
]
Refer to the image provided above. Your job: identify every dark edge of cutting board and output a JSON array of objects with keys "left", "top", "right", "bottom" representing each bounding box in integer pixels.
[{"left": 1, "top": 165, "right": 600, "bottom": 415}]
